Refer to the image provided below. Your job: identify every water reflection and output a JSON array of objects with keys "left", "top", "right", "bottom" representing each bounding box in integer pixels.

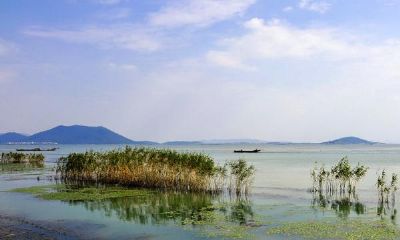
[
  {"left": 311, "top": 192, "right": 366, "bottom": 218},
  {"left": 0, "top": 162, "right": 44, "bottom": 172},
  {"left": 67, "top": 189, "right": 255, "bottom": 226},
  {"left": 377, "top": 195, "right": 397, "bottom": 223}
]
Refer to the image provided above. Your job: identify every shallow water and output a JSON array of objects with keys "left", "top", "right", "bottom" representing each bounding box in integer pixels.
[{"left": 1, "top": 143, "right": 400, "bottom": 239}]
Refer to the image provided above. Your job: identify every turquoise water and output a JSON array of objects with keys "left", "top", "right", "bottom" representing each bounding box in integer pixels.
[{"left": 1, "top": 143, "right": 400, "bottom": 239}]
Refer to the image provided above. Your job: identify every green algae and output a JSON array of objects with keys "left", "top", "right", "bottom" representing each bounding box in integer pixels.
[
  {"left": 267, "top": 219, "right": 400, "bottom": 240},
  {"left": 11, "top": 185, "right": 152, "bottom": 201},
  {"left": 11, "top": 184, "right": 260, "bottom": 238}
]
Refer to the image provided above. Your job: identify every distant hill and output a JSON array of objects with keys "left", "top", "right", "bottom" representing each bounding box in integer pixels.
[
  {"left": 0, "top": 132, "right": 27, "bottom": 143},
  {"left": 322, "top": 136, "right": 377, "bottom": 145},
  {"left": 1, "top": 125, "right": 156, "bottom": 144},
  {"left": 25, "top": 125, "right": 141, "bottom": 144}
]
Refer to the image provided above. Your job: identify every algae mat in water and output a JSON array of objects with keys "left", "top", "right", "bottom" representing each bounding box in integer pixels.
[
  {"left": 11, "top": 184, "right": 259, "bottom": 239},
  {"left": 267, "top": 219, "right": 400, "bottom": 240},
  {"left": 11, "top": 185, "right": 153, "bottom": 201}
]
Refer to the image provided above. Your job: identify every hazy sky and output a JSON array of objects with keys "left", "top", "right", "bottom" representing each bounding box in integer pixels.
[{"left": 1, "top": 0, "right": 400, "bottom": 142}]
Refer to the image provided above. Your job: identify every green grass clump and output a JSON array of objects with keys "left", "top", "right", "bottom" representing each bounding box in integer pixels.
[
  {"left": 267, "top": 219, "right": 400, "bottom": 239},
  {"left": 56, "top": 147, "right": 255, "bottom": 193}
]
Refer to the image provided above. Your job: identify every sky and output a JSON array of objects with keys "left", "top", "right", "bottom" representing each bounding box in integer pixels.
[{"left": 1, "top": 0, "right": 400, "bottom": 143}]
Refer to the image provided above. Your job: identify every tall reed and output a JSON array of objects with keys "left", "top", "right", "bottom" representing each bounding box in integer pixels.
[{"left": 57, "top": 147, "right": 255, "bottom": 193}]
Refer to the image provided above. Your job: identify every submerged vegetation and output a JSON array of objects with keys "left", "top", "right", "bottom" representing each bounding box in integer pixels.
[
  {"left": 12, "top": 184, "right": 152, "bottom": 201},
  {"left": 267, "top": 219, "right": 400, "bottom": 240},
  {"left": 12, "top": 184, "right": 258, "bottom": 239},
  {"left": 56, "top": 147, "right": 255, "bottom": 193},
  {"left": 311, "top": 157, "right": 368, "bottom": 194}
]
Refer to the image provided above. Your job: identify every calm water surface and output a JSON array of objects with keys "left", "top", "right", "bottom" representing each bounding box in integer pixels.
[{"left": 1, "top": 143, "right": 400, "bottom": 239}]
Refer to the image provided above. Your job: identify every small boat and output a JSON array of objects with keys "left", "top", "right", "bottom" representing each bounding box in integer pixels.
[
  {"left": 16, "top": 147, "right": 58, "bottom": 152},
  {"left": 234, "top": 149, "right": 261, "bottom": 153}
]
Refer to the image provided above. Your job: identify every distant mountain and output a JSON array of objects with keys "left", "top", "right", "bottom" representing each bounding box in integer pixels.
[
  {"left": 25, "top": 125, "right": 148, "bottom": 144},
  {"left": 0, "top": 132, "right": 27, "bottom": 143},
  {"left": 322, "top": 136, "right": 377, "bottom": 145},
  {"left": 0, "top": 125, "right": 157, "bottom": 144}
]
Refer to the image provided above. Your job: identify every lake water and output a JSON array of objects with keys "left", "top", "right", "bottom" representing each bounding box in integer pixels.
[{"left": 1, "top": 143, "right": 400, "bottom": 239}]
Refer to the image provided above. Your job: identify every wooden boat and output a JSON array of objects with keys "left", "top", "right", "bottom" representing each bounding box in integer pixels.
[
  {"left": 233, "top": 149, "right": 261, "bottom": 153},
  {"left": 16, "top": 147, "right": 57, "bottom": 152}
]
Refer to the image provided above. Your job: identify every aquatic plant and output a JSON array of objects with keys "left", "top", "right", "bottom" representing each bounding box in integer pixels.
[
  {"left": 267, "top": 219, "right": 400, "bottom": 240},
  {"left": 56, "top": 147, "right": 255, "bottom": 193},
  {"left": 376, "top": 170, "right": 398, "bottom": 203},
  {"left": 228, "top": 159, "right": 255, "bottom": 195},
  {"left": 310, "top": 157, "right": 368, "bottom": 194},
  {"left": 0, "top": 152, "right": 44, "bottom": 166},
  {"left": 376, "top": 170, "right": 398, "bottom": 221}
]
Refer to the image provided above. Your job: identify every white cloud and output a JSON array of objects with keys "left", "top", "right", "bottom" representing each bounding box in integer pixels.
[
  {"left": 206, "top": 51, "right": 255, "bottom": 71},
  {"left": 207, "top": 18, "right": 354, "bottom": 68},
  {"left": 149, "top": 0, "right": 256, "bottom": 28},
  {"left": 24, "top": 25, "right": 161, "bottom": 52},
  {"left": 23, "top": 0, "right": 257, "bottom": 52},
  {"left": 206, "top": 18, "right": 400, "bottom": 70},
  {"left": 299, "top": 0, "right": 331, "bottom": 13}
]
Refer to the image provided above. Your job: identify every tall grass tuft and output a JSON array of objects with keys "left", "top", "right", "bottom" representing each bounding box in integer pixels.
[
  {"left": 56, "top": 147, "right": 255, "bottom": 193},
  {"left": 310, "top": 157, "right": 368, "bottom": 194},
  {"left": 228, "top": 159, "right": 255, "bottom": 195}
]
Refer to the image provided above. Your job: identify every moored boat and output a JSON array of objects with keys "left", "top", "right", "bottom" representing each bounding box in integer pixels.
[
  {"left": 233, "top": 149, "right": 261, "bottom": 153},
  {"left": 16, "top": 147, "right": 57, "bottom": 152}
]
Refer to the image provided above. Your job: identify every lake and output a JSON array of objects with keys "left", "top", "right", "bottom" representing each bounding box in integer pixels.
[{"left": 1, "top": 143, "right": 400, "bottom": 239}]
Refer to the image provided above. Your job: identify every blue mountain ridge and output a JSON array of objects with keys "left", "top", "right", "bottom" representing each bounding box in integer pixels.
[{"left": 0, "top": 125, "right": 156, "bottom": 144}]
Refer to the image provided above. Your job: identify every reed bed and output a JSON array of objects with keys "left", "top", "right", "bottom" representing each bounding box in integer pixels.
[
  {"left": 0, "top": 152, "right": 44, "bottom": 164},
  {"left": 56, "top": 147, "right": 255, "bottom": 193}
]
